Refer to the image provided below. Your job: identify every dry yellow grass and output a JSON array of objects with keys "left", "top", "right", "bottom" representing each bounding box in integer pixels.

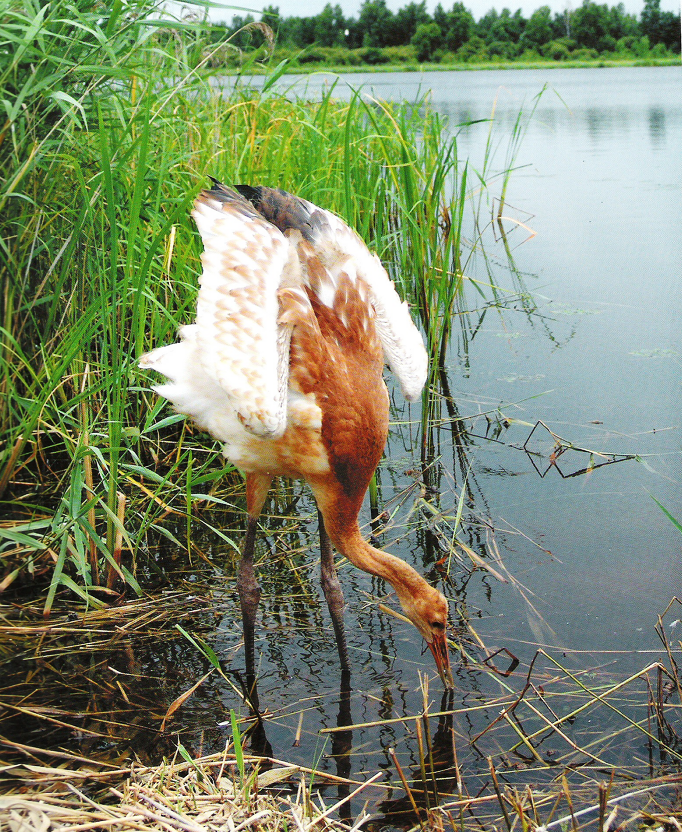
[{"left": 1, "top": 750, "right": 371, "bottom": 832}]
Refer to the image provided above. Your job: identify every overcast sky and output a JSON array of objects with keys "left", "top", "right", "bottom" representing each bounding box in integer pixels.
[{"left": 191, "top": 0, "right": 678, "bottom": 23}]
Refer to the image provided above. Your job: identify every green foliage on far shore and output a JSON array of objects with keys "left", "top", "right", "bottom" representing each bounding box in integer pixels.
[
  {"left": 214, "top": 45, "right": 680, "bottom": 74},
  {"left": 216, "top": 0, "right": 680, "bottom": 70}
]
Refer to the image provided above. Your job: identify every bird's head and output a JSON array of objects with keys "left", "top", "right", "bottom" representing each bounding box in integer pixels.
[{"left": 396, "top": 582, "right": 453, "bottom": 689}]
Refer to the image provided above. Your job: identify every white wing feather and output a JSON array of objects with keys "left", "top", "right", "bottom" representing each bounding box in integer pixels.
[
  {"left": 190, "top": 192, "right": 291, "bottom": 437},
  {"left": 301, "top": 203, "right": 428, "bottom": 401},
  {"left": 141, "top": 185, "right": 427, "bottom": 446},
  {"left": 192, "top": 191, "right": 289, "bottom": 436}
]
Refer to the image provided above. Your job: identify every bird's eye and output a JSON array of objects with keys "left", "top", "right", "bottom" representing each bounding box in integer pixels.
[{"left": 431, "top": 621, "right": 445, "bottom": 631}]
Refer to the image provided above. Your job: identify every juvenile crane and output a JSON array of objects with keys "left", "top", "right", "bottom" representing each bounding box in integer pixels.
[{"left": 140, "top": 181, "right": 453, "bottom": 688}]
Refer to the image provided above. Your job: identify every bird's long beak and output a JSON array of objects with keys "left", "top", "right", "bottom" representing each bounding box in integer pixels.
[{"left": 429, "top": 632, "right": 454, "bottom": 689}]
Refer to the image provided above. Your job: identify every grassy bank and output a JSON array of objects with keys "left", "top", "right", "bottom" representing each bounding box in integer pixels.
[
  {"left": 2, "top": 749, "right": 356, "bottom": 832},
  {"left": 227, "top": 55, "right": 680, "bottom": 74},
  {"left": 1, "top": 0, "right": 512, "bottom": 613}
]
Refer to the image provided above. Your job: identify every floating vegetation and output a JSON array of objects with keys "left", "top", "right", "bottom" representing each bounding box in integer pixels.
[
  {"left": 2, "top": 600, "right": 681, "bottom": 829},
  {"left": 523, "top": 420, "right": 638, "bottom": 479},
  {"left": 629, "top": 348, "right": 680, "bottom": 359}
]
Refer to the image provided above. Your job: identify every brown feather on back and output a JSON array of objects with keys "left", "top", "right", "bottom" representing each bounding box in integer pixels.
[{"left": 287, "top": 242, "right": 389, "bottom": 504}]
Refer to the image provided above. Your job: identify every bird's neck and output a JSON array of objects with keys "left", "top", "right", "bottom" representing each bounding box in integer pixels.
[
  {"left": 309, "top": 479, "right": 428, "bottom": 609},
  {"left": 325, "top": 518, "right": 426, "bottom": 604}
]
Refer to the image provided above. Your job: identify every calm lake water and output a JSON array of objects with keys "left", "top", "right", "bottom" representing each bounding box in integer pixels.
[
  {"left": 247, "top": 66, "right": 682, "bottom": 653},
  {"left": 186, "top": 65, "right": 682, "bottom": 820}
]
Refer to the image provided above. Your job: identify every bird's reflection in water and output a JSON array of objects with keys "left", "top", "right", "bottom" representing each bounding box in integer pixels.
[
  {"left": 230, "top": 660, "right": 274, "bottom": 765},
  {"left": 330, "top": 669, "right": 353, "bottom": 824},
  {"left": 377, "top": 690, "right": 458, "bottom": 829},
  {"left": 236, "top": 616, "right": 457, "bottom": 831},
  {"left": 234, "top": 616, "right": 354, "bottom": 820}
]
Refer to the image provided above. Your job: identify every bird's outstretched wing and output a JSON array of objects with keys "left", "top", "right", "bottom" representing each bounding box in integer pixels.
[
  {"left": 191, "top": 184, "right": 292, "bottom": 437},
  {"left": 236, "top": 185, "right": 429, "bottom": 402}
]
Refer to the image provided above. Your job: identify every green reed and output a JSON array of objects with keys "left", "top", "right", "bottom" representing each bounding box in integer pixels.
[{"left": 0, "top": 3, "right": 522, "bottom": 607}]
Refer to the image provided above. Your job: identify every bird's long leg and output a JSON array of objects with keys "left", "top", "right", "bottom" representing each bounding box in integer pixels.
[
  {"left": 318, "top": 510, "right": 350, "bottom": 671},
  {"left": 239, "top": 474, "right": 273, "bottom": 702}
]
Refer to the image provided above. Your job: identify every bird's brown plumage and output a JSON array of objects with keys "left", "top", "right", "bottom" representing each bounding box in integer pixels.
[{"left": 139, "top": 181, "right": 452, "bottom": 688}]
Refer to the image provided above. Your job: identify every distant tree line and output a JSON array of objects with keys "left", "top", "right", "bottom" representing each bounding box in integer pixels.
[{"left": 216, "top": 0, "right": 680, "bottom": 65}]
